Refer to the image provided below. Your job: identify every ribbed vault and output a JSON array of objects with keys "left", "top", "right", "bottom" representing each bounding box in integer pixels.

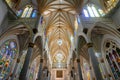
[{"left": 36, "top": 0, "right": 83, "bottom": 67}]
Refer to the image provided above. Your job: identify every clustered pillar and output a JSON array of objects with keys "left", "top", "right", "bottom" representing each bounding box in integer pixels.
[
  {"left": 87, "top": 43, "right": 103, "bottom": 80},
  {"left": 76, "top": 59, "right": 83, "bottom": 80},
  {"left": 11, "top": 58, "right": 20, "bottom": 80},
  {"left": 19, "top": 13, "right": 41, "bottom": 80},
  {"left": 19, "top": 42, "right": 35, "bottom": 80},
  {"left": 37, "top": 58, "right": 43, "bottom": 80}
]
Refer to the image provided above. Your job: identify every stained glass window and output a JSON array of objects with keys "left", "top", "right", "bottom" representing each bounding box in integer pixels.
[
  {"left": 83, "top": 4, "right": 104, "bottom": 17},
  {"left": 87, "top": 5, "right": 95, "bottom": 17},
  {"left": 104, "top": 40, "right": 120, "bottom": 79},
  {"left": 21, "top": 5, "right": 33, "bottom": 18},
  {"left": 28, "top": 57, "right": 40, "bottom": 80},
  {"left": 98, "top": 9, "right": 105, "bottom": 16},
  {"left": 83, "top": 9, "right": 89, "bottom": 17},
  {"left": 0, "top": 39, "right": 18, "bottom": 79},
  {"left": 91, "top": 5, "right": 100, "bottom": 17},
  {"left": 18, "top": 5, "right": 38, "bottom": 18},
  {"left": 17, "top": 10, "right": 23, "bottom": 17},
  {"left": 29, "top": 61, "right": 36, "bottom": 80},
  {"left": 31, "top": 10, "right": 37, "bottom": 18},
  {"left": 21, "top": 6, "right": 29, "bottom": 18},
  {"left": 26, "top": 7, "right": 33, "bottom": 18}
]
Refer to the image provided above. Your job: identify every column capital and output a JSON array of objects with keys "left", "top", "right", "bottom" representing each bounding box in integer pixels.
[
  {"left": 89, "top": 66, "right": 92, "bottom": 70},
  {"left": 108, "top": 74, "right": 112, "bottom": 77},
  {"left": 76, "top": 59, "right": 80, "bottom": 63},
  {"left": 40, "top": 59, "right": 44, "bottom": 63},
  {"left": 87, "top": 43, "right": 93, "bottom": 48},
  {"left": 100, "top": 58, "right": 104, "bottom": 63},
  {"left": 28, "top": 42, "right": 34, "bottom": 48},
  {"left": 33, "top": 28, "right": 38, "bottom": 34},
  {"left": 17, "top": 58, "right": 20, "bottom": 63},
  {"left": 72, "top": 67, "right": 75, "bottom": 69}
]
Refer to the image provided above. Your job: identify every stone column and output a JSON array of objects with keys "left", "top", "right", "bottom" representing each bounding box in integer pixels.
[
  {"left": 72, "top": 67, "right": 75, "bottom": 80},
  {"left": 87, "top": 43, "right": 103, "bottom": 80},
  {"left": 19, "top": 42, "right": 35, "bottom": 80},
  {"left": 11, "top": 58, "right": 20, "bottom": 80},
  {"left": 48, "top": 71, "right": 50, "bottom": 80},
  {"left": 19, "top": 11, "right": 41, "bottom": 80},
  {"left": 99, "top": 59, "right": 108, "bottom": 79},
  {"left": 76, "top": 59, "right": 83, "bottom": 80},
  {"left": 36, "top": 58, "right": 44, "bottom": 80},
  {"left": 89, "top": 66, "right": 95, "bottom": 80},
  {"left": 44, "top": 68, "right": 48, "bottom": 80}
]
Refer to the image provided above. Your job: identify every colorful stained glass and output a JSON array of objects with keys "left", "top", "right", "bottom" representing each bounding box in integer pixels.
[
  {"left": 0, "top": 39, "right": 18, "bottom": 79},
  {"left": 28, "top": 58, "right": 38, "bottom": 80},
  {"left": 105, "top": 40, "right": 120, "bottom": 79},
  {"left": 83, "top": 9, "right": 89, "bottom": 17},
  {"left": 26, "top": 7, "right": 33, "bottom": 18},
  {"left": 21, "top": 5, "right": 34, "bottom": 18},
  {"left": 17, "top": 10, "right": 23, "bottom": 17},
  {"left": 31, "top": 10, "right": 37, "bottom": 18},
  {"left": 83, "top": 4, "right": 104, "bottom": 17}
]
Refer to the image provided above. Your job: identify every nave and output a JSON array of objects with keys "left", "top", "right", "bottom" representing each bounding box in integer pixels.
[{"left": 0, "top": 0, "right": 120, "bottom": 80}]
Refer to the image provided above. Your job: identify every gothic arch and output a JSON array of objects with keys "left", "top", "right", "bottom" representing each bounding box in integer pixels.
[
  {"left": 0, "top": 23, "right": 33, "bottom": 57},
  {"left": 101, "top": 34, "right": 120, "bottom": 79},
  {"left": 87, "top": 22, "right": 120, "bottom": 42},
  {"left": 87, "top": 22, "right": 120, "bottom": 55},
  {"left": 86, "top": 22, "right": 120, "bottom": 79},
  {"left": 0, "top": 23, "right": 33, "bottom": 40},
  {"left": 30, "top": 36, "right": 43, "bottom": 62},
  {"left": 77, "top": 36, "right": 90, "bottom": 62},
  {"left": 28, "top": 55, "right": 41, "bottom": 80},
  {"left": 0, "top": 35, "right": 19, "bottom": 79}
]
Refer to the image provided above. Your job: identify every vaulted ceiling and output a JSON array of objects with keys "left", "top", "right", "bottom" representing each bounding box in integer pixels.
[{"left": 35, "top": 0, "right": 84, "bottom": 67}]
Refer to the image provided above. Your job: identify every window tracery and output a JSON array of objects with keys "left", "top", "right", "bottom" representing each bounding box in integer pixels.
[
  {"left": 0, "top": 39, "right": 18, "bottom": 79},
  {"left": 83, "top": 4, "right": 105, "bottom": 17},
  {"left": 104, "top": 40, "right": 120, "bottom": 79},
  {"left": 17, "top": 5, "right": 37, "bottom": 18}
]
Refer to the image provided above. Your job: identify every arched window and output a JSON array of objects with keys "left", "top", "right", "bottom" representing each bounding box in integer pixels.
[
  {"left": 29, "top": 61, "right": 36, "bottom": 80},
  {"left": 0, "top": 39, "right": 18, "bottom": 79},
  {"left": 17, "top": 9, "right": 23, "bottom": 17},
  {"left": 28, "top": 56, "right": 40, "bottom": 80},
  {"left": 21, "top": 5, "right": 33, "bottom": 18},
  {"left": 17, "top": 5, "right": 37, "bottom": 18},
  {"left": 83, "top": 4, "right": 105, "bottom": 17},
  {"left": 104, "top": 40, "right": 120, "bottom": 79},
  {"left": 26, "top": 7, "right": 33, "bottom": 18},
  {"left": 83, "top": 9, "right": 89, "bottom": 17},
  {"left": 31, "top": 10, "right": 37, "bottom": 18}
]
